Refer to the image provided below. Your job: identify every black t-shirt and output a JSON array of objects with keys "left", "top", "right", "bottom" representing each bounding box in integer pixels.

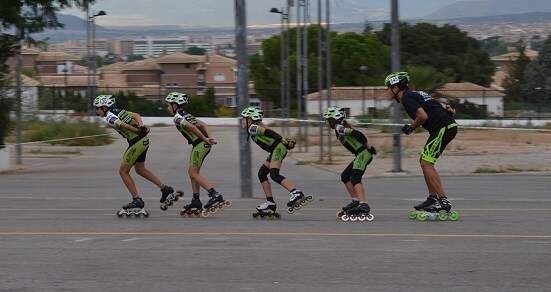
[{"left": 401, "top": 90, "right": 455, "bottom": 133}]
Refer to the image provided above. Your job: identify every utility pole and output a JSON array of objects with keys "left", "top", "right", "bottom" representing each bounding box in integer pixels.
[
  {"left": 15, "top": 28, "right": 23, "bottom": 165},
  {"left": 391, "top": 0, "right": 402, "bottom": 172},
  {"left": 235, "top": 0, "right": 252, "bottom": 198}
]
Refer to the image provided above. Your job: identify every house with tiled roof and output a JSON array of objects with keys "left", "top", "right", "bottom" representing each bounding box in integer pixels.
[
  {"left": 305, "top": 86, "right": 392, "bottom": 117},
  {"left": 491, "top": 49, "right": 539, "bottom": 89},
  {"left": 436, "top": 82, "right": 505, "bottom": 117}
]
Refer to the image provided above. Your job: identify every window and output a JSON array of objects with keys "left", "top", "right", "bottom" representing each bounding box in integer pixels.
[
  {"left": 166, "top": 82, "right": 178, "bottom": 88},
  {"left": 197, "top": 74, "right": 205, "bottom": 83},
  {"left": 214, "top": 73, "right": 226, "bottom": 82},
  {"left": 225, "top": 96, "right": 236, "bottom": 107}
]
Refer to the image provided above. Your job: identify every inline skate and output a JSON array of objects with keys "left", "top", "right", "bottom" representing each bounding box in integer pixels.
[
  {"left": 407, "top": 197, "right": 459, "bottom": 221},
  {"left": 159, "top": 186, "right": 184, "bottom": 211},
  {"left": 286, "top": 190, "right": 314, "bottom": 214},
  {"left": 116, "top": 197, "right": 149, "bottom": 219},
  {"left": 180, "top": 197, "right": 204, "bottom": 218},
  {"left": 252, "top": 201, "right": 281, "bottom": 220},
  {"left": 340, "top": 203, "right": 374, "bottom": 222},
  {"left": 336, "top": 200, "right": 360, "bottom": 219},
  {"left": 201, "top": 192, "right": 232, "bottom": 217}
]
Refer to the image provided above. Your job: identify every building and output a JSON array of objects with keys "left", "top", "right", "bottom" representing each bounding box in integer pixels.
[
  {"left": 491, "top": 49, "right": 539, "bottom": 89},
  {"left": 305, "top": 86, "right": 391, "bottom": 117},
  {"left": 436, "top": 83, "right": 505, "bottom": 117},
  {"left": 133, "top": 37, "right": 190, "bottom": 58}
]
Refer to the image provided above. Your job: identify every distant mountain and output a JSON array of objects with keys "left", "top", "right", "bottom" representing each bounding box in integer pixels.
[{"left": 423, "top": 0, "right": 551, "bottom": 19}]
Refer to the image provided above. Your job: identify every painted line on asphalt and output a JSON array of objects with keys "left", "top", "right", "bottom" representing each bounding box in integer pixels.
[
  {"left": 1, "top": 232, "right": 550, "bottom": 239},
  {"left": 72, "top": 237, "right": 94, "bottom": 242}
]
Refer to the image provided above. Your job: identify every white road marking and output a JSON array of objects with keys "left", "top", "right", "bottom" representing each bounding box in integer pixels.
[{"left": 72, "top": 237, "right": 94, "bottom": 242}]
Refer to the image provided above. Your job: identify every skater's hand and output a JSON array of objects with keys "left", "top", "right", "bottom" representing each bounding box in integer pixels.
[
  {"left": 137, "top": 125, "right": 150, "bottom": 135},
  {"left": 367, "top": 145, "right": 378, "bottom": 155},
  {"left": 445, "top": 105, "right": 456, "bottom": 116},
  {"left": 206, "top": 138, "right": 217, "bottom": 145},
  {"left": 284, "top": 139, "right": 296, "bottom": 150},
  {"left": 401, "top": 124, "right": 413, "bottom": 135}
]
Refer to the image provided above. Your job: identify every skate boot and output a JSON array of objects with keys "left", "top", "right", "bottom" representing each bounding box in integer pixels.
[
  {"left": 253, "top": 201, "right": 281, "bottom": 220},
  {"left": 159, "top": 186, "right": 184, "bottom": 211},
  {"left": 286, "top": 189, "right": 314, "bottom": 214},
  {"left": 340, "top": 202, "right": 374, "bottom": 222},
  {"left": 179, "top": 197, "right": 203, "bottom": 218},
  {"left": 201, "top": 192, "right": 232, "bottom": 217},
  {"left": 337, "top": 200, "right": 360, "bottom": 219},
  {"left": 408, "top": 196, "right": 459, "bottom": 221},
  {"left": 117, "top": 197, "right": 149, "bottom": 219}
]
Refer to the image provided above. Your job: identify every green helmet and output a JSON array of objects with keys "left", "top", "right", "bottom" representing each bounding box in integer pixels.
[
  {"left": 165, "top": 92, "right": 188, "bottom": 105},
  {"left": 384, "top": 72, "right": 409, "bottom": 87},
  {"left": 93, "top": 95, "right": 115, "bottom": 108},
  {"left": 241, "top": 107, "right": 263, "bottom": 121},
  {"left": 323, "top": 106, "right": 345, "bottom": 121}
]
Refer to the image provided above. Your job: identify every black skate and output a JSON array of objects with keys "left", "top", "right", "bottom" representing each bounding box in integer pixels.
[
  {"left": 340, "top": 203, "right": 374, "bottom": 222},
  {"left": 408, "top": 197, "right": 459, "bottom": 221},
  {"left": 336, "top": 200, "right": 360, "bottom": 219},
  {"left": 117, "top": 197, "right": 149, "bottom": 219},
  {"left": 180, "top": 197, "right": 203, "bottom": 218},
  {"left": 286, "top": 190, "right": 314, "bottom": 214},
  {"left": 252, "top": 201, "right": 281, "bottom": 220},
  {"left": 159, "top": 186, "right": 184, "bottom": 211},
  {"left": 201, "top": 193, "right": 232, "bottom": 217}
]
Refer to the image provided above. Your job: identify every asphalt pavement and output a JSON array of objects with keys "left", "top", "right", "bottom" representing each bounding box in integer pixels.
[{"left": 0, "top": 126, "right": 550, "bottom": 291}]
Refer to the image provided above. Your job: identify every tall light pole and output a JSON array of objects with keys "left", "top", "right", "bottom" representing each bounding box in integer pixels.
[
  {"left": 89, "top": 10, "right": 106, "bottom": 120},
  {"left": 359, "top": 65, "right": 367, "bottom": 115},
  {"left": 391, "top": 0, "right": 402, "bottom": 172},
  {"left": 270, "top": 4, "right": 291, "bottom": 137}
]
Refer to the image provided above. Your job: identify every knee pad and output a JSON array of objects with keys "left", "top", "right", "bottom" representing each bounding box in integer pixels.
[
  {"left": 341, "top": 168, "right": 352, "bottom": 184},
  {"left": 258, "top": 165, "right": 270, "bottom": 183},
  {"left": 269, "top": 168, "right": 286, "bottom": 184},
  {"left": 350, "top": 169, "right": 364, "bottom": 185}
]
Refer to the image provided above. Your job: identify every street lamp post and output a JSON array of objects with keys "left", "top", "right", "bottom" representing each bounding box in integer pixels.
[
  {"left": 270, "top": 7, "right": 289, "bottom": 136},
  {"left": 359, "top": 65, "right": 367, "bottom": 115},
  {"left": 87, "top": 9, "right": 106, "bottom": 121}
]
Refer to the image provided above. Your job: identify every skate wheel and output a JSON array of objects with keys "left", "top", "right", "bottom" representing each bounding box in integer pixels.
[
  {"left": 160, "top": 204, "right": 168, "bottom": 211},
  {"left": 341, "top": 215, "right": 350, "bottom": 221},
  {"left": 350, "top": 215, "right": 358, "bottom": 222},
  {"left": 417, "top": 212, "right": 427, "bottom": 221},
  {"left": 300, "top": 198, "right": 308, "bottom": 206},
  {"left": 438, "top": 212, "right": 449, "bottom": 221},
  {"left": 167, "top": 200, "right": 173, "bottom": 206},
  {"left": 200, "top": 210, "right": 209, "bottom": 218},
  {"left": 428, "top": 213, "right": 438, "bottom": 221},
  {"left": 365, "top": 214, "right": 374, "bottom": 221},
  {"left": 267, "top": 214, "right": 274, "bottom": 220},
  {"left": 358, "top": 215, "right": 366, "bottom": 222},
  {"left": 274, "top": 213, "right": 281, "bottom": 220},
  {"left": 179, "top": 210, "right": 187, "bottom": 218},
  {"left": 224, "top": 200, "right": 232, "bottom": 207},
  {"left": 260, "top": 213, "right": 266, "bottom": 219},
  {"left": 294, "top": 203, "right": 301, "bottom": 209},
  {"left": 173, "top": 196, "right": 179, "bottom": 202},
  {"left": 449, "top": 211, "right": 459, "bottom": 221},
  {"left": 336, "top": 211, "right": 344, "bottom": 219},
  {"left": 252, "top": 213, "right": 259, "bottom": 219},
  {"left": 144, "top": 211, "right": 150, "bottom": 218},
  {"left": 136, "top": 213, "right": 145, "bottom": 219},
  {"left": 306, "top": 195, "right": 314, "bottom": 202},
  {"left": 176, "top": 190, "right": 184, "bottom": 197},
  {"left": 217, "top": 204, "right": 224, "bottom": 210},
  {"left": 407, "top": 210, "right": 417, "bottom": 219},
  {"left": 286, "top": 207, "right": 294, "bottom": 214}
]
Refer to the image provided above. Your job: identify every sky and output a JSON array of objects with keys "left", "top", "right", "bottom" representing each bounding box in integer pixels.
[{"left": 62, "top": 0, "right": 466, "bottom": 28}]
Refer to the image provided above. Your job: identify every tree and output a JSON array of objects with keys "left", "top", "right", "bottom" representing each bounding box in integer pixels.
[
  {"left": 249, "top": 25, "right": 390, "bottom": 108},
  {"left": 0, "top": 1, "right": 94, "bottom": 146},
  {"left": 503, "top": 40, "right": 531, "bottom": 102},
  {"left": 521, "top": 34, "right": 551, "bottom": 105},
  {"left": 376, "top": 22, "right": 495, "bottom": 86},
  {"left": 186, "top": 47, "right": 207, "bottom": 55}
]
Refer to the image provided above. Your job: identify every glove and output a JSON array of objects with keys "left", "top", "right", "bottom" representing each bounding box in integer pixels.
[
  {"left": 445, "top": 105, "right": 456, "bottom": 116},
  {"left": 402, "top": 124, "right": 413, "bottom": 135},
  {"left": 367, "top": 146, "right": 378, "bottom": 155},
  {"left": 285, "top": 139, "right": 296, "bottom": 150},
  {"left": 137, "top": 125, "right": 149, "bottom": 136}
]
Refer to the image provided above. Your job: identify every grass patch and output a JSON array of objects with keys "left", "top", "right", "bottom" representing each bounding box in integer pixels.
[
  {"left": 473, "top": 166, "right": 540, "bottom": 173},
  {"left": 29, "top": 149, "right": 82, "bottom": 155},
  {"left": 23, "top": 121, "right": 114, "bottom": 146}
]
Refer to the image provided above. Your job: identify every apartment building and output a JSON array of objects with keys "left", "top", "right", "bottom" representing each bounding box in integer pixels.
[{"left": 133, "top": 36, "right": 190, "bottom": 58}]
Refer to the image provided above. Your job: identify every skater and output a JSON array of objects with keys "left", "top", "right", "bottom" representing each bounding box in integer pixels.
[
  {"left": 165, "top": 92, "right": 230, "bottom": 217},
  {"left": 385, "top": 72, "right": 458, "bottom": 218},
  {"left": 323, "top": 106, "right": 378, "bottom": 221},
  {"left": 241, "top": 107, "right": 312, "bottom": 217},
  {"left": 93, "top": 94, "right": 174, "bottom": 217}
]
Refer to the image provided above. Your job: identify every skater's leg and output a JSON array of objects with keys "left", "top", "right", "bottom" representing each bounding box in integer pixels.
[
  {"left": 134, "top": 162, "right": 163, "bottom": 187},
  {"left": 258, "top": 162, "right": 273, "bottom": 198},
  {"left": 188, "top": 166, "right": 212, "bottom": 193},
  {"left": 119, "top": 162, "right": 139, "bottom": 197},
  {"left": 420, "top": 158, "right": 445, "bottom": 198},
  {"left": 269, "top": 160, "right": 294, "bottom": 191},
  {"left": 341, "top": 162, "right": 358, "bottom": 200}
]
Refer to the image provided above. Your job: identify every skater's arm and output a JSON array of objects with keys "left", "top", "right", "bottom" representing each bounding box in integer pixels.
[
  {"left": 184, "top": 122, "right": 216, "bottom": 145},
  {"left": 409, "top": 107, "right": 428, "bottom": 131},
  {"left": 197, "top": 120, "right": 216, "bottom": 144}
]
